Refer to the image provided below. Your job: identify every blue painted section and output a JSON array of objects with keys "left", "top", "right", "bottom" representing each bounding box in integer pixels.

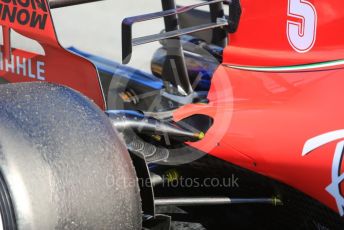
[
  {"left": 68, "top": 47, "right": 164, "bottom": 90},
  {"left": 106, "top": 110, "right": 145, "bottom": 118},
  {"left": 68, "top": 47, "right": 213, "bottom": 92}
]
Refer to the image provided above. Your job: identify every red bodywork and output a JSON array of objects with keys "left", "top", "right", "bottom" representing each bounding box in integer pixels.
[
  {"left": 1, "top": 0, "right": 344, "bottom": 217},
  {"left": 175, "top": 0, "right": 344, "bottom": 216},
  {"left": 0, "top": 0, "right": 105, "bottom": 109}
]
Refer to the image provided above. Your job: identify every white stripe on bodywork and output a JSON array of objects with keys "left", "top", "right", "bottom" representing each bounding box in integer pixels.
[
  {"left": 302, "top": 130, "right": 344, "bottom": 156},
  {"left": 325, "top": 141, "right": 344, "bottom": 216},
  {"left": 303, "top": 130, "right": 344, "bottom": 216}
]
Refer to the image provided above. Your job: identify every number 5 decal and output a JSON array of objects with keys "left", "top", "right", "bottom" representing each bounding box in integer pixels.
[{"left": 287, "top": 0, "right": 317, "bottom": 53}]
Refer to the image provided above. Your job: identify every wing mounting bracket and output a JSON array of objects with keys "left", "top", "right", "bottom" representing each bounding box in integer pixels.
[{"left": 122, "top": 0, "right": 235, "bottom": 64}]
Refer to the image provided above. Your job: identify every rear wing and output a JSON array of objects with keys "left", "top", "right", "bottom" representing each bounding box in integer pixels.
[
  {"left": 0, "top": 0, "right": 106, "bottom": 109},
  {"left": 121, "top": 0, "right": 241, "bottom": 64}
]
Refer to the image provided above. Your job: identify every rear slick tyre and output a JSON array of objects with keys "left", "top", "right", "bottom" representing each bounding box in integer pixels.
[{"left": 0, "top": 82, "right": 141, "bottom": 229}]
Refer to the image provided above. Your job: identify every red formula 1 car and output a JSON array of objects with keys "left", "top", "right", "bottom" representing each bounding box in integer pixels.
[{"left": 0, "top": 0, "right": 343, "bottom": 229}]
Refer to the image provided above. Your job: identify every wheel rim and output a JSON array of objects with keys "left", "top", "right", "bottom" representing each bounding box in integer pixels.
[{"left": 0, "top": 173, "right": 16, "bottom": 230}]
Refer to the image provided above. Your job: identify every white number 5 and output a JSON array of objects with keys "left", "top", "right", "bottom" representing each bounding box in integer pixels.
[{"left": 287, "top": 0, "right": 317, "bottom": 53}]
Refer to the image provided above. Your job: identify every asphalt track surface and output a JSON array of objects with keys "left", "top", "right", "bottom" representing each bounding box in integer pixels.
[
  {"left": 52, "top": 0, "right": 200, "bottom": 72},
  {"left": 52, "top": 0, "right": 164, "bottom": 72}
]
